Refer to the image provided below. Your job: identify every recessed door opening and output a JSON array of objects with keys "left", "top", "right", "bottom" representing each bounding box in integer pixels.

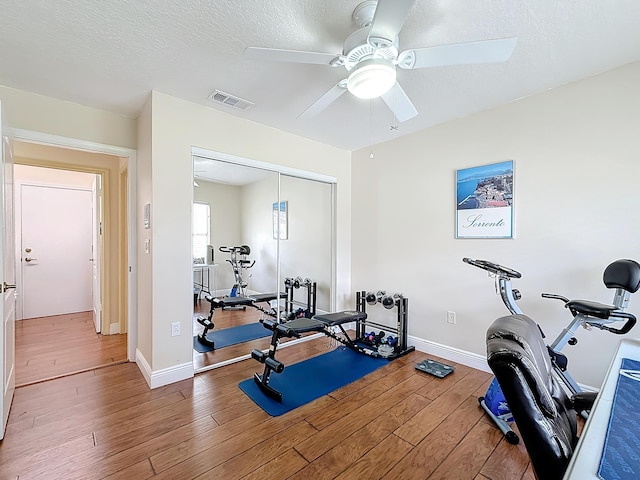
[{"left": 13, "top": 156, "right": 127, "bottom": 386}]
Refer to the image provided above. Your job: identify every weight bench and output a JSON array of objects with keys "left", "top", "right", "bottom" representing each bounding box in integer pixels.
[
  {"left": 196, "top": 292, "right": 287, "bottom": 348},
  {"left": 251, "top": 310, "right": 372, "bottom": 402}
]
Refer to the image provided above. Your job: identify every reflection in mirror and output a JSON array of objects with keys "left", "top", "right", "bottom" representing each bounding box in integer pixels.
[
  {"left": 192, "top": 155, "right": 336, "bottom": 372},
  {"left": 279, "top": 175, "right": 333, "bottom": 314},
  {"left": 192, "top": 157, "right": 278, "bottom": 370}
]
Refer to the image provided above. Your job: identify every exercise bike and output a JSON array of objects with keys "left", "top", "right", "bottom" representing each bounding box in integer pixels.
[
  {"left": 463, "top": 256, "right": 640, "bottom": 444},
  {"left": 219, "top": 245, "right": 255, "bottom": 299}
]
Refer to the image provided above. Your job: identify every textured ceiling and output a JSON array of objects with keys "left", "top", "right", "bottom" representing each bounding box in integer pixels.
[{"left": 1, "top": 0, "right": 639, "bottom": 151}]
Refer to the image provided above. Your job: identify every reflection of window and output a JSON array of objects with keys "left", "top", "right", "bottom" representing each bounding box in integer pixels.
[{"left": 193, "top": 202, "right": 210, "bottom": 262}]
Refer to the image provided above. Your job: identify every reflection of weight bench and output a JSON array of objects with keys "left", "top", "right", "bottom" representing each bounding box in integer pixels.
[
  {"left": 195, "top": 293, "right": 287, "bottom": 349},
  {"left": 251, "top": 310, "right": 374, "bottom": 402}
]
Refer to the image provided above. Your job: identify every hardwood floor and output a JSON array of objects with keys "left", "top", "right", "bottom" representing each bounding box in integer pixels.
[
  {"left": 1, "top": 330, "right": 537, "bottom": 480},
  {"left": 15, "top": 311, "right": 128, "bottom": 386}
]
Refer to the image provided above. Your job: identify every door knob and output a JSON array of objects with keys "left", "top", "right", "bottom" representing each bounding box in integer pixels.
[
  {"left": 24, "top": 257, "right": 38, "bottom": 263},
  {"left": 25, "top": 247, "right": 32, "bottom": 253},
  {"left": 2, "top": 282, "right": 16, "bottom": 292}
]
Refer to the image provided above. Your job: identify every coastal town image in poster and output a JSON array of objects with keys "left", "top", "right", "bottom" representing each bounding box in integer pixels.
[{"left": 456, "top": 161, "right": 514, "bottom": 238}]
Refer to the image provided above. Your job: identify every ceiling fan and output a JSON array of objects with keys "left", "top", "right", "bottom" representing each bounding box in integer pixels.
[{"left": 244, "top": 0, "right": 517, "bottom": 122}]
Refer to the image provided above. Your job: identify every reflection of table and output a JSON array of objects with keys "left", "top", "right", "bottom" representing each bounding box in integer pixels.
[
  {"left": 563, "top": 338, "right": 640, "bottom": 479},
  {"left": 193, "top": 264, "right": 216, "bottom": 302}
]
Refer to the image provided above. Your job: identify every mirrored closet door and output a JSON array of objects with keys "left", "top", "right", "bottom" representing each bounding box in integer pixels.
[
  {"left": 279, "top": 174, "right": 334, "bottom": 316},
  {"left": 192, "top": 152, "right": 336, "bottom": 371}
]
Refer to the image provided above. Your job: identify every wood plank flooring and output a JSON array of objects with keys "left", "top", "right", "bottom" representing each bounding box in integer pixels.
[
  {"left": 15, "top": 311, "right": 128, "bottom": 386},
  {"left": 2, "top": 322, "right": 538, "bottom": 480}
]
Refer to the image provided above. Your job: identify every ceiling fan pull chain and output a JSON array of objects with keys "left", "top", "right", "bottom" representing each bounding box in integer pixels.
[{"left": 369, "top": 99, "right": 375, "bottom": 159}]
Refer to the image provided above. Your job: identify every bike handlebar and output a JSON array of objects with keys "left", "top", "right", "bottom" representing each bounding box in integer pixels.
[
  {"left": 596, "top": 312, "right": 637, "bottom": 335},
  {"left": 219, "top": 245, "right": 251, "bottom": 255},
  {"left": 541, "top": 292, "right": 570, "bottom": 303},
  {"left": 462, "top": 257, "right": 522, "bottom": 279}
]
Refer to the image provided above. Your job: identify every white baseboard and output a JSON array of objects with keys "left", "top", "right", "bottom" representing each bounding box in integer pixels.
[
  {"left": 135, "top": 348, "right": 194, "bottom": 389},
  {"left": 408, "top": 335, "right": 599, "bottom": 391},
  {"left": 337, "top": 325, "right": 490, "bottom": 373},
  {"left": 408, "top": 335, "right": 492, "bottom": 373},
  {"left": 109, "top": 323, "right": 120, "bottom": 334},
  {"left": 135, "top": 349, "right": 153, "bottom": 386}
]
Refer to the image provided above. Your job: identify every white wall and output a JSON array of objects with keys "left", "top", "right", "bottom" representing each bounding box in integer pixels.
[
  {"left": 136, "top": 96, "right": 152, "bottom": 365},
  {"left": 351, "top": 62, "right": 640, "bottom": 388},
  {"left": 0, "top": 85, "right": 137, "bottom": 149},
  {"left": 240, "top": 176, "right": 280, "bottom": 295}
]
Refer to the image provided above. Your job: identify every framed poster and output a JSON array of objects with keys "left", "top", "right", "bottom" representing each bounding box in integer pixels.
[
  {"left": 456, "top": 160, "right": 514, "bottom": 238},
  {"left": 272, "top": 201, "right": 288, "bottom": 240}
]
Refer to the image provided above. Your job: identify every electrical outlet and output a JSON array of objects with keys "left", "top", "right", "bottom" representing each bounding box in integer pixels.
[
  {"left": 447, "top": 311, "right": 456, "bottom": 324},
  {"left": 171, "top": 322, "right": 180, "bottom": 336}
]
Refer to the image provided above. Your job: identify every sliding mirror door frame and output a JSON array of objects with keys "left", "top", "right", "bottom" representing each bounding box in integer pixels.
[{"left": 192, "top": 147, "right": 337, "bottom": 372}]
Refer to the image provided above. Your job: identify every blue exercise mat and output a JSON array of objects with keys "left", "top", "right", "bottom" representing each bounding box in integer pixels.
[
  {"left": 193, "top": 322, "right": 271, "bottom": 353},
  {"left": 598, "top": 357, "right": 640, "bottom": 480},
  {"left": 239, "top": 346, "right": 388, "bottom": 416}
]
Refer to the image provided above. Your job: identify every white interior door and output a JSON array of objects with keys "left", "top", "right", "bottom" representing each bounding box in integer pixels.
[
  {"left": 0, "top": 101, "right": 17, "bottom": 440},
  {"left": 91, "top": 176, "right": 102, "bottom": 333},
  {"left": 21, "top": 185, "right": 93, "bottom": 319}
]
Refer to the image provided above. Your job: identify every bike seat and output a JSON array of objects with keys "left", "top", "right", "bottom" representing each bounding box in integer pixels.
[{"left": 566, "top": 299, "right": 617, "bottom": 319}]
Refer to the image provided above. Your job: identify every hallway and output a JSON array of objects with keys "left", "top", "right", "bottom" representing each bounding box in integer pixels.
[{"left": 15, "top": 311, "right": 127, "bottom": 386}]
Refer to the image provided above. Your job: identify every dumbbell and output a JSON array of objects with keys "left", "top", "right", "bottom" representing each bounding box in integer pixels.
[
  {"left": 381, "top": 292, "right": 405, "bottom": 309},
  {"left": 365, "top": 290, "right": 387, "bottom": 305},
  {"left": 364, "top": 330, "right": 385, "bottom": 345}
]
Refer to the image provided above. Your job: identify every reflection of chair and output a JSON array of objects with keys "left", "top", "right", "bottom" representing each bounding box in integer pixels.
[{"left": 486, "top": 314, "right": 596, "bottom": 480}]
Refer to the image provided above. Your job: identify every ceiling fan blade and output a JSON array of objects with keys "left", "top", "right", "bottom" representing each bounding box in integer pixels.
[
  {"left": 368, "top": 0, "right": 418, "bottom": 45},
  {"left": 381, "top": 82, "right": 418, "bottom": 122},
  {"left": 244, "top": 47, "right": 340, "bottom": 66},
  {"left": 400, "top": 37, "right": 517, "bottom": 70},
  {"left": 297, "top": 81, "right": 348, "bottom": 120}
]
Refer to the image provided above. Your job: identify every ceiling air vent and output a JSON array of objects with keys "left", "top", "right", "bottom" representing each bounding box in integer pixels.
[{"left": 208, "top": 90, "right": 254, "bottom": 111}]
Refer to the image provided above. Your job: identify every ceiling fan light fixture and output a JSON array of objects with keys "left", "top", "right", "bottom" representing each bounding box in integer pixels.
[{"left": 347, "top": 58, "right": 396, "bottom": 99}]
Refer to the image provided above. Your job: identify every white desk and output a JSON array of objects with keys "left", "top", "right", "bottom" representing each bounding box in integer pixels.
[
  {"left": 193, "top": 264, "right": 216, "bottom": 298},
  {"left": 563, "top": 338, "right": 640, "bottom": 479}
]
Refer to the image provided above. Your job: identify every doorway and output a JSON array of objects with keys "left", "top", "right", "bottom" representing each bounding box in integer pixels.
[
  {"left": 19, "top": 178, "right": 94, "bottom": 320},
  {"left": 12, "top": 144, "right": 130, "bottom": 385}
]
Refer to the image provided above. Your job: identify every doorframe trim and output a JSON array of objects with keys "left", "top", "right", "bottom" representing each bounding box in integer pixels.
[{"left": 7, "top": 127, "right": 137, "bottom": 361}]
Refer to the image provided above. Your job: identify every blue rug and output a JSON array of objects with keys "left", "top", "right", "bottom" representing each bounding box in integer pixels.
[
  {"left": 239, "top": 346, "right": 388, "bottom": 416},
  {"left": 598, "top": 357, "right": 640, "bottom": 480},
  {"left": 193, "top": 322, "right": 271, "bottom": 353}
]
